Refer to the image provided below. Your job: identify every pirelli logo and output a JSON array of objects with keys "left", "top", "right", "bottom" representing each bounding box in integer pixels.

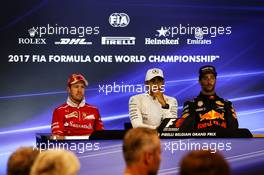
[{"left": 101, "top": 36, "right": 136, "bottom": 45}]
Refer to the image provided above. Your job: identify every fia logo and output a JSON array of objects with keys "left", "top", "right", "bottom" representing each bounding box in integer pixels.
[{"left": 109, "top": 13, "right": 130, "bottom": 27}]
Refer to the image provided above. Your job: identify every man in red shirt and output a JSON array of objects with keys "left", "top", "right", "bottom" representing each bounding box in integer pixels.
[{"left": 51, "top": 73, "right": 104, "bottom": 136}]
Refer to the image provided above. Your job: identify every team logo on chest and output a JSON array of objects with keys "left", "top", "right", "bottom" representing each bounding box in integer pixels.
[
  {"left": 215, "top": 101, "right": 224, "bottom": 106},
  {"left": 65, "top": 111, "right": 78, "bottom": 119},
  {"left": 82, "top": 112, "right": 87, "bottom": 118},
  {"left": 199, "top": 110, "right": 225, "bottom": 121},
  {"left": 83, "top": 112, "right": 95, "bottom": 120},
  {"left": 197, "top": 101, "right": 203, "bottom": 107}
]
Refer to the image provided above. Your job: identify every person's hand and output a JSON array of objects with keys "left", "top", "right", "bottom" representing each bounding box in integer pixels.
[
  {"left": 51, "top": 135, "right": 65, "bottom": 140},
  {"left": 153, "top": 90, "right": 166, "bottom": 107}
]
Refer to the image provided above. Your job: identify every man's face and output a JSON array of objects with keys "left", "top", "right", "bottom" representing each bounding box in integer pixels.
[
  {"left": 146, "top": 77, "right": 164, "bottom": 94},
  {"left": 199, "top": 73, "right": 216, "bottom": 94},
  {"left": 67, "top": 81, "right": 85, "bottom": 104},
  {"left": 148, "top": 138, "right": 161, "bottom": 175}
]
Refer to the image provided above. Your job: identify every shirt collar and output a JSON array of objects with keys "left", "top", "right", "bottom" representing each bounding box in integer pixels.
[
  {"left": 145, "top": 92, "right": 159, "bottom": 100},
  {"left": 145, "top": 92, "right": 154, "bottom": 98},
  {"left": 198, "top": 92, "right": 218, "bottom": 100},
  {"left": 67, "top": 97, "right": 86, "bottom": 108}
]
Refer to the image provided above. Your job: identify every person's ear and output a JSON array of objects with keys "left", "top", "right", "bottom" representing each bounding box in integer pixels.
[
  {"left": 144, "top": 151, "right": 153, "bottom": 165},
  {"left": 67, "top": 86, "right": 70, "bottom": 93},
  {"left": 198, "top": 79, "right": 201, "bottom": 85}
]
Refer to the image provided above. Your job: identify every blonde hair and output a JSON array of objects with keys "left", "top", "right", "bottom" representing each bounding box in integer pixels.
[
  {"left": 7, "top": 147, "right": 39, "bottom": 175},
  {"left": 123, "top": 127, "right": 159, "bottom": 165},
  {"left": 30, "top": 149, "right": 80, "bottom": 175}
]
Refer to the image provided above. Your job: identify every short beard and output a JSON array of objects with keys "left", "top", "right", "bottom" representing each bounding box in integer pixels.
[
  {"left": 203, "top": 85, "right": 215, "bottom": 93},
  {"left": 148, "top": 171, "right": 158, "bottom": 175},
  {"left": 70, "top": 96, "right": 83, "bottom": 104}
]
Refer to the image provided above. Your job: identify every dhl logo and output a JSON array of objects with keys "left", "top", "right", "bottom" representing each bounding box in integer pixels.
[{"left": 199, "top": 110, "right": 225, "bottom": 121}]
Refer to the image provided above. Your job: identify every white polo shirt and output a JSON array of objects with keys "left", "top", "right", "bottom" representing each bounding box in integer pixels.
[{"left": 128, "top": 93, "right": 178, "bottom": 129}]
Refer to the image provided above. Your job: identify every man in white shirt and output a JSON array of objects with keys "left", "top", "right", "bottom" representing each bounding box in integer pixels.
[{"left": 129, "top": 68, "right": 178, "bottom": 129}]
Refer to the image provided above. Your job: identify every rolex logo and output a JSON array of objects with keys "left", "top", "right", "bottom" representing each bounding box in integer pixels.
[{"left": 28, "top": 27, "right": 38, "bottom": 37}]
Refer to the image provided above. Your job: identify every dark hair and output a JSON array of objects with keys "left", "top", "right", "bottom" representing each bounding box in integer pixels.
[
  {"left": 180, "top": 150, "right": 230, "bottom": 175},
  {"left": 199, "top": 65, "right": 217, "bottom": 81}
]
